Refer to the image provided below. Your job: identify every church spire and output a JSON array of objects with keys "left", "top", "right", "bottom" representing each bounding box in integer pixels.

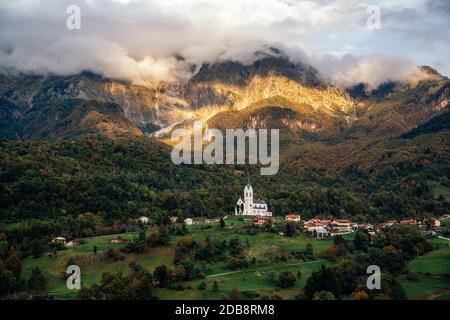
[{"left": 246, "top": 167, "right": 251, "bottom": 186}]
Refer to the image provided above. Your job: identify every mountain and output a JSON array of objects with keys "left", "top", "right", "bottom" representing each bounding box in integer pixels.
[
  {"left": 0, "top": 55, "right": 355, "bottom": 140},
  {"left": 0, "top": 53, "right": 449, "bottom": 220},
  {"left": 2, "top": 55, "right": 448, "bottom": 143},
  {"left": 402, "top": 108, "right": 450, "bottom": 139}
]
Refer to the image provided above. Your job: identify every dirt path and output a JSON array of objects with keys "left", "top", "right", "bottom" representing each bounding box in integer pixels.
[{"left": 206, "top": 259, "right": 327, "bottom": 278}]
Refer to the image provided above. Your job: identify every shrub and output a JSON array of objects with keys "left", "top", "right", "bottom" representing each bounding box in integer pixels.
[
  {"left": 277, "top": 271, "right": 296, "bottom": 288},
  {"left": 197, "top": 282, "right": 207, "bottom": 290},
  {"left": 105, "top": 248, "right": 125, "bottom": 261}
]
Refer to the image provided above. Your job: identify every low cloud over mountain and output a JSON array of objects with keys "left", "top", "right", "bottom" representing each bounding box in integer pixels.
[{"left": 0, "top": 0, "right": 449, "bottom": 87}]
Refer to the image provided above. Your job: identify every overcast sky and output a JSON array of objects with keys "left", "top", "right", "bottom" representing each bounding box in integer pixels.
[{"left": 0, "top": 0, "right": 448, "bottom": 87}]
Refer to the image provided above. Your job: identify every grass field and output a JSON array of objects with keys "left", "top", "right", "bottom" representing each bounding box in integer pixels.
[
  {"left": 429, "top": 180, "right": 450, "bottom": 202},
  {"left": 157, "top": 259, "right": 330, "bottom": 300},
  {"left": 400, "top": 238, "right": 450, "bottom": 300},
  {"left": 22, "top": 217, "right": 336, "bottom": 300},
  {"left": 22, "top": 232, "right": 174, "bottom": 299},
  {"left": 19, "top": 217, "right": 450, "bottom": 300}
]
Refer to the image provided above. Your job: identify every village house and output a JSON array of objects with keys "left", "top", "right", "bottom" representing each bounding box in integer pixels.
[
  {"left": 386, "top": 220, "right": 398, "bottom": 227},
  {"left": 400, "top": 218, "right": 417, "bottom": 225},
  {"left": 253, "top": 216, "right": 272, "bottom": 227},
  {"left": 285, "top": 214, "right": 301, "bottom": 222},
  {"left": 328, "top": 219, "right": 353, "bottom": 236},
  {"left": 169, "top": 216, "right": 178, "bottom": 223},
  {"left": 205, "top": 217, "right": 221, "bottom": 224},
  {"left": 376, "top": 223, "right": 386, "bottom": 230},
  {"left": 355, "top": 223, "right": 376, "bottom": 234},
  {"left": 110, "top": 237, "right": 122, "bottom": 244},
  {"left": 303, "top": 219, "right": 331, "bottom": 233},
  {"left": 65, "top": 241, "right": 76, "bottom": 247},
  {"left": 52, "top": 237, "right": 67, "bottom": 245},
  {"left": 137, "top": 216, "right": 150, "bottom": 224},
  {"left": 313, "top": 226, "right": 329, "bottom": 239},
  {"left": 184, "top": 218, "right": 194, "bottom": 225}
]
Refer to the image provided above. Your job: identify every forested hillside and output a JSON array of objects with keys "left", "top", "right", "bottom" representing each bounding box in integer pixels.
[{"left": 1, "top": 131, "right": 448, "bottom": 224}]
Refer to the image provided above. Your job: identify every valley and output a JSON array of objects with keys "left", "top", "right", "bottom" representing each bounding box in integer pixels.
[
  {"left": 13, "top": 216, "right": 449, "bottom": 300},
  {"left": 0, "top": 53, "right": 449, "bottom": 301}
]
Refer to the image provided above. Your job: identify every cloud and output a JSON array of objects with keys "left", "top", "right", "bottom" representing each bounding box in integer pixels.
[
  {"left": 0, "top": 35, "right": 190, "bottom": 83},
  {"left": 0, "top": 0, "right": 448, "bottom": 87},
  {"left": 310, "top": 53, "right": 424, "bottom": 88}
]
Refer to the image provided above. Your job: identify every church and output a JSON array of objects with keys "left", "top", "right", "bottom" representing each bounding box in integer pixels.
[{"left": 235, "top": 174, "right": 272, "bottom": 216}]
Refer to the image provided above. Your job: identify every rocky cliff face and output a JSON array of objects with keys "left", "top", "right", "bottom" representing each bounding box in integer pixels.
[{"left": 0, "top": 55, "right": 448, "bottom": 141}]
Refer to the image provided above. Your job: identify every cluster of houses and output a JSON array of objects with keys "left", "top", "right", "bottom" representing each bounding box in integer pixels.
[
  {"left": 249, "top": 214, "right": 446, "bottom": 239},
  {"left": 51, "top": 237, "right": 76, "bottom": 247},
  {"left": 49, "top": 213, "right": 448, "bottom": 250},
  {"left": 167, "top": 215, "right": 228, "bottom": 226},
  {"left": 303, "top": 219, "right": 354, "bottom": 238}
]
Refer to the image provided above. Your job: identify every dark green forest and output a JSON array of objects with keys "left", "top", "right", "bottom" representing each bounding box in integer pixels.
[{"left": 1, "top": 132, "right": 448, "bottom": 226}]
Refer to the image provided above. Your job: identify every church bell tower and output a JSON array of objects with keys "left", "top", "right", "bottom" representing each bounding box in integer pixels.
[{"left": 243, "top": 171, "right": 253, "bottom": 215}]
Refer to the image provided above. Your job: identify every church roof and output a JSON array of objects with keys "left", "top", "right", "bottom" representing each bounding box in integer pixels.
[{"left": 253, "top": 199, "right": 267, "bottom": 204}]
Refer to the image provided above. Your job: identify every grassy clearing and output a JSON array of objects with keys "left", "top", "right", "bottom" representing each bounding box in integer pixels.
[
  {"left": 401, "top": 276, "right": 450, "bottom": 300},
  {"left": 401, "top": 238, "right": 450, "bottom": 300},
  {"left": 429, "top": 180, "right": 450, "bottom": 202},
  {"left": 23, "top": 246, "right": 175, "bottom": 299},
  {"left": 22, "top": 217, "right": 338, "bottom": 300},
  {"left": 158, "top": 259, "right": 329, "bottom": 300},
  {"left": 22, "top": 231, "right": 174, "bottom": 300},
  {"left": 408, "top": 246, "right": 450, "bottom": 275}
]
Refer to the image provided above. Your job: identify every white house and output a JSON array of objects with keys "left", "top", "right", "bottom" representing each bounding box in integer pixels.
[
  {"left": 137, "top": 216, "right": 150, "bottom": 224},
  {"left": 52, "top": 237, "right": 67, "bottom": 245},
  {"left": 235, "top": 173, "right": 272, "bottom": 216},
  {"left": 313, "top": 227, "right": 329, "bottom": 239},
  {"left": 184, "top": 218, "right": 194, "bottom": 225},
  {"left": 328, "top": 220, "right": 353, "bottom": 236},
  {"left": 285, "top": 214, "right": 301, "bottom": 222}
]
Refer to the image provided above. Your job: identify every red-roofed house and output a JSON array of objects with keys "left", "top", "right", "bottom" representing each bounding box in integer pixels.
[
  {"left": 253, "top": 216, "right": 272, "bottom": 227},
  {"left": 285, "top": 214, "right": 301, "bottom": 222},
  {"left": 328, "top": 220, "right": 353, "bottom": 236},
  {"left": 400, "top": 218, "right": 417, "bottom": 225}
]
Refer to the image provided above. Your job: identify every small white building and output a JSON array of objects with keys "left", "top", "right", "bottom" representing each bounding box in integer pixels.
[
  {"left": 65, "top": 241, "right": 76, "bottom": 248},
  {"left": 52, "top": 237, "right": 67, "bottom": 245},
  {"left": 184, "top": 218, "right": 194, "bottom": 225},
  {"left": 137, "top": 216, "right": 150, "bottom": 224},
  {"left": 313, "top": 227, "right": 329, "bottom": 239},
  {"left": 285, "top": 214, "right": 301, "bottom": 222}
]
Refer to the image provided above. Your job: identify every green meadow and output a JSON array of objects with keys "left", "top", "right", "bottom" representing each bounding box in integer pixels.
[
  {"left": 22, "top": 217, "right": 334, "bottom": 300},
  {"left": 429, "top": 180, "right": 450, "bottom": 202},
  {"left": 158, "top": 259, "right": 329, "bottom": 300},
  {"left": 22, "top": 216, "right": 449, "bottom": 300},
  {"left": 400, "top": 238, "right": 450, "bottom": 300}
]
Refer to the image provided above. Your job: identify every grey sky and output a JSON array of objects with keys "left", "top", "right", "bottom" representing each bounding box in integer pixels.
[{"left": 0, "top": 0, "right": 448, "bottom": 86}]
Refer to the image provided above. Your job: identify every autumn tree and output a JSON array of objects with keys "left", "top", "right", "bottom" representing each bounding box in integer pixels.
[
  {"left": 277, "top": 271, "right": 296, "bottom": 288},
  {"left": 28, "top": 267, "right": 48, "bottom": 294}
]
